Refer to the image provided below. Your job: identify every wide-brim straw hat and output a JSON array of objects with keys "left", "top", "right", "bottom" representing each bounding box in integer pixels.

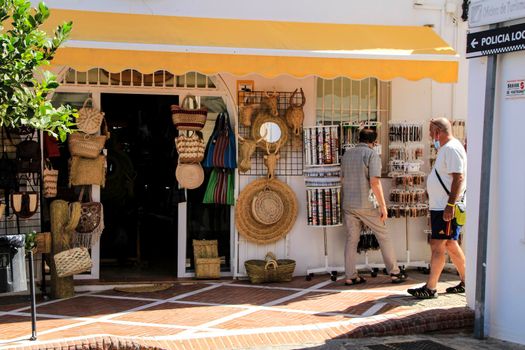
[
  {"left": 236, "top": 178, "right": 298, "bottom": 244},
  {"left": 176, "top": 163, "right": 204, "bottom": 189}
]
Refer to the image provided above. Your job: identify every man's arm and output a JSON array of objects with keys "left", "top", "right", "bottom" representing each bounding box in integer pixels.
[
  {"left": 443, "top": 172, "right": 464, "bottom": 221},
  {"left": 370, "top": 177, "right": 388, "bottom": 223}
]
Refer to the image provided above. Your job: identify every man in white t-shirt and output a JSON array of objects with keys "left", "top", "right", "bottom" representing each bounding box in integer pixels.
[{"left": 408, "top": 118, "right": 467, "bottom": 299}]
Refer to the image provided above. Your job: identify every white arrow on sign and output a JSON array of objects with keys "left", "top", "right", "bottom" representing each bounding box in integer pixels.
[{"left": 471, "top": 38, "right": 479, "bottom": 49}]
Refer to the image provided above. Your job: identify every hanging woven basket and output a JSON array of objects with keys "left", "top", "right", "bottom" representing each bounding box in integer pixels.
[{"left": 236, "top": 178, "right": 298, "bottom": 244}]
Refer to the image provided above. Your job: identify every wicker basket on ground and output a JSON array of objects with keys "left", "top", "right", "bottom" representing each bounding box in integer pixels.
[
  {"left": 244, "top": 252, "right": 295, "bottom": 284},
  {"left": 193, "top": 239, "right": 221, "bottom": 279}
]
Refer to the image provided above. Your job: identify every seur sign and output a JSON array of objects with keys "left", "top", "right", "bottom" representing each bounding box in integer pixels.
[{"left": 466, "top": 22, "right": 525, "bottom": 58}]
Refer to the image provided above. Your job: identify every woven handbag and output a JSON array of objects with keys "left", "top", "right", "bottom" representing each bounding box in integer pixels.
[
  {"left": 54, "top": 247, "right": 92, "bottom": 277},
  {"left": 73, "top": 187, "right": 104, "bottom": 248},
  {"left": 43, "top": 163, "right": 58, "bottom": 198},
  {"left": 77, "top": 98, "right": 105, "bottom": 135},
  {"left": 69, "top": 155, "right": 106, "bottom": 187},
  {"left": 69, "top": 118, "right": 109, "bottom": 159},
  {"left": 175, "top": 132, "right": 206, "bottom": 164},
  {"left": 171, "top": 95, "right": 208, "bottom": 131}
]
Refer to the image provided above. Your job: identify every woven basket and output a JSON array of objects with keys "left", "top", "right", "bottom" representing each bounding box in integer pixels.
[
  {"left": 244, "top": 252, "right": 296, "bottom": 284},
  {"left": 43, "top": 166, "right": 58, "bottom": 198},
  {"left": 77, "top": 98, "right": 105, "bottom": 135},
  {"left": 68, "top": 132, "right": 106, "bottom": 159},
  {"left": 193, "top": 240, "right": 220, "bottom": 279},
  {"left": 251, "top": 188, "right": 284, "bottom": 225},
  {"left": 236, "top": 178, "right": 298, "bottom": 244},
  {"left": 35, "top": 232, "right": 51, "bottom": 254},
  {"left": 0, "top": 203, "right": 5, "bottom": 221},
  {"left": 175, "top": 133, "right": 206, "bottom": 164},
  {"left": 69, "top": 155, "right": 106, "bottom": 187},
  {"left": 171, "top": 96, "right": 207, "bottom": 131},
  {"left": 54, "top": 247, "right": 92, "bottom": 277},
  {"left": 176, "top": 163, "right": 204, "bottom": 189}
]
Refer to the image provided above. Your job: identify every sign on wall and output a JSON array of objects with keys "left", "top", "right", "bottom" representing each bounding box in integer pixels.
[
  {"left": 466, "top": 22, "right": 525, "bottom": 58},
  {"left": 469, "top": 0, "right": 525, "bottom": 27},
  {"left": 505, "top": 79, "right": 525, "bottom": 98}
]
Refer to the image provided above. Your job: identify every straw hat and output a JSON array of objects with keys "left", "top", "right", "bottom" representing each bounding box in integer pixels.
[
  {"left": 236, "top": 178, "right": 298, "bottom": 244},
  {"left": 176, "top": 163, "right": 204, "bottom": 189}
]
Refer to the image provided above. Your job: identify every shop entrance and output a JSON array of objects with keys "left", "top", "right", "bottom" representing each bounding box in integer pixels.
[{"left": 99, "top": 93, "right": 179, "bottom": 280}]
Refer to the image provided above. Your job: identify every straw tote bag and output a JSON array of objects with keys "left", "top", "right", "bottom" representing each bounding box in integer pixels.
[
  {"left": 43, "top": 161, "right": 58, "bottom": 198},
  {"left": 73, "top": 186, "right": 104, "bottom": 248},
  {"left": 171, "top": 95, "right": 208, "bottom": 131},
  {"left": 69, "top": 155, "right": 106, "bottom": 187},
  {"left": 77, "top": 98, "right": 105, "bottom": 135},
  {"left": 68, "top": 119, "right": 109, "bottom": 159},
  {"left": 175, "top": 132, "right": 206, "bottom": 164}
]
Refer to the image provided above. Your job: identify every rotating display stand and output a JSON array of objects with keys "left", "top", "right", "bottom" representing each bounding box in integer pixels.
[{"left": 303, "top": 126, "right": 344, "bottom": 281}]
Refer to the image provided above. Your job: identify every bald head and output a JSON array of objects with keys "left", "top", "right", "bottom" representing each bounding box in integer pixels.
[{"left": 430, "top": 118, "right": 452, "bottom": 135}]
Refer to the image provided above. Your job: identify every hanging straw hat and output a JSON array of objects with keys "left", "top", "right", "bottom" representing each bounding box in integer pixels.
[
  {"left": 176, "top": 163, "right": 204, "bottom": 189},
  {"left": 236, "top": 178, "right": 298, "bottom": 244}
]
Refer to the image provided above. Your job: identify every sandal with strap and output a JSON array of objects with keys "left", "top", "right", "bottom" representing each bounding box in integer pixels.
[
  {"left": 345, "top": 276, "right": 366, "bottom": 286},
  {"left": 446, "top": 281, "right": 465, "bottom": 294},
  {"left": 407, "top": 285, "right": 438, "bottom": 299},
  {"left": 390, "top": 272, "right": 408, "bottom": 284}
]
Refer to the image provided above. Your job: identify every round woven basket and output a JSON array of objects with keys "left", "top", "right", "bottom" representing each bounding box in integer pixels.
[
  {"left": 176, "top": 163, "right": 204, "bottom": 189},
  {"left": 251, "top": 188, "right": 284, "bottom": 225},
  {"left": 236, "top": 178, "right": 298, "bottom": 244}
]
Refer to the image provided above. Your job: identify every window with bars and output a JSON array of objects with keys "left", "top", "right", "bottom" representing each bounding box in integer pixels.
[
  {"left": 61, "top": 68, "right": 217, "bottom": 89},
  {"left": 316, "top": 77, "right": 391, "bottom": 172}
]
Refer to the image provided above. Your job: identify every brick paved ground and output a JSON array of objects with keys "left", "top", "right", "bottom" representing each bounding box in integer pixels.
[{"left": 0, "top": 271, "right": 473, "bottom": 350}]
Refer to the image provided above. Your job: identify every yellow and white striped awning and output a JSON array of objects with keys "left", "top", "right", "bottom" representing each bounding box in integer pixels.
[{"left": 45, "top": 10, "right": 459, "bottom": 82}]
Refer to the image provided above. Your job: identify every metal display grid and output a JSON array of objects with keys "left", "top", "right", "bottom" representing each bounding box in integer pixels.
[{"left": 238, "top": 90, "right": 303, "bottom": 177}]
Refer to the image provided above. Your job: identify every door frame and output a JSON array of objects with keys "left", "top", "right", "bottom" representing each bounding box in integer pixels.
[{"left": 53, "top": 76, "right": 237, "bottom": 279}]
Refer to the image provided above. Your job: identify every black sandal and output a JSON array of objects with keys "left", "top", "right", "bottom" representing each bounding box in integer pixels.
[
  {"left": 407, "top": 285, "right": 437, "bottom": 299},
  {"left": 390, "top": 272, "right": 408, "bottom": 284},
  {"left": 345, "top": 276, "right": 366, "bottom": 286},
  {"left": 446, "top": 281, "right": 465, "bottom": 294}
]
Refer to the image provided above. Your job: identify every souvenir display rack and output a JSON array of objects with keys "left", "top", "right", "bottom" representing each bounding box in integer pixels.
[
  {"left": 237, "top": 90, "right": 304, "bottom": 176},
  {"left": 303, "top": 126, "right": 344, "bottom": 281},
  {"left": 387, "top": 121, "right": 429, "bottom": 270},
  {"left": 342, "top": 121, "right": 382, "bottom": 155}
]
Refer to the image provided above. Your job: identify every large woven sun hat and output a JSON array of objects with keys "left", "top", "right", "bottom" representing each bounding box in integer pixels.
[
  {"left": 176, "top": 163, "right": 204, "bottom": 189},
  {"left": 236, "top": 178, "right": 298, "bottom": 244},
  {"left": 251, "top": 187, "right": 284, "bottom": 225}
]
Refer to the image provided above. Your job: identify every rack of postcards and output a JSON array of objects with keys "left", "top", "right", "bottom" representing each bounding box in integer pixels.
[
  {"left": 387, "top": 121, "right": 428, "bottom": 219},
  {"left": 303, "top": 126, "right": 342, "bottom": 227}
]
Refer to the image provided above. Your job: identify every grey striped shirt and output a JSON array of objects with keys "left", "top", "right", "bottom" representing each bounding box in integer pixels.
[{"left": 341, "top": 143, "right": 382, "bottom": 209}]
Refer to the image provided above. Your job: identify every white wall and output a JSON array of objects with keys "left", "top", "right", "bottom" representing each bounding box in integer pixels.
[
  {"left": 38, "top": 0, "right": 470, "bottom": 276},
  {"left": 467, "top": 19, "right": 525, "bottom": 345}
]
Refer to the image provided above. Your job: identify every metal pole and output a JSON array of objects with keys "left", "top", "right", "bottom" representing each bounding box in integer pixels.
[
  {"left": 474, "top": 52, "right": 498, "bottom": 340},
  {"left": 28, "top": 250, "right": 37, "bottom": 340}
]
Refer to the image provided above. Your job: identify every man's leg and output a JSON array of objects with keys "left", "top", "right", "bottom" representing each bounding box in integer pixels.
[
  {"left": 446, "top": 240, "right": 466, "bottom": 282},
  {"left": 343, "top": 209, "right": 362, "bottom": 280},
  {"left": 426, "top": 239, "right": 448, "bottom": 290},
  {"left": 353, "top": 208, "right": 400, "bottom": 275}
]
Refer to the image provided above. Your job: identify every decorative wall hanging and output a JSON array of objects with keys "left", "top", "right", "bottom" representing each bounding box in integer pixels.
[
  {"left": 285, "top": 88, "right": 305, "bottom": 136},
  {"left": 235, "top": 178, "right": 298, "bottom": 245},
  {"left": 251, "top": 113, "right": 289, "bottom": 153}
]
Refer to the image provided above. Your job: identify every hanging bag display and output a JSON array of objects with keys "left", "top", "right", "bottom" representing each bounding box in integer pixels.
[
  {"left": 77, "top": 98, "right": 105, "bottom": 135},
  {"left": 10, "top": 191, "right": 39, "bottom": 219},
  {"left": 223, "top": 112, "right": 237, "bottom": 169},
  {"left": 16, "top": 135, "right": 41, "bottom": 174},
  {"left": 203, "top": 112, "right": 224, "bottom": 168},
  {"left": 171, "top": 95, "right": 208, "bottom": 131},
  {"left": 43, "top": 161, "right": 59, "bottom": 198},
  {"left": 68, "top": 118, "right": 109, "bottom": 159},
  {"left": 69, "top": 155, "right": 106, "bottom": 187},
  {"left": 203, "top": 168, "right": 234, "bottom": 205},
  {"left": 175, "top": 132, "right": 206, "bottom": 164},
  {"left": 44, "top": 132, "right": 61, "bottom": 158},
  {"left": 73, "top": 186, "right": 104, "bottom": 248}
]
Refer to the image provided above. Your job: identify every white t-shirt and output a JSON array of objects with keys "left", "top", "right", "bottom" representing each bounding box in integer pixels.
[{"left": 427, "top": 138, "right": 467, "bottom": 210}]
